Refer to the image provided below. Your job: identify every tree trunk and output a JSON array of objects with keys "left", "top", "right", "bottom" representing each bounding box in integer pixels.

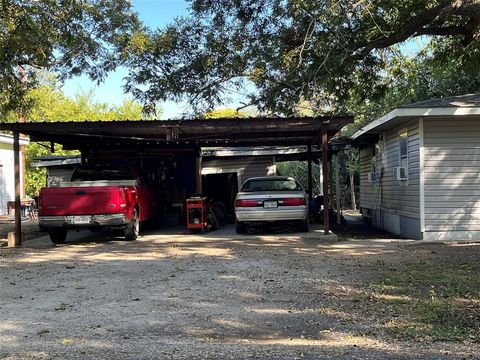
[{"left": 350, "top": 170, "right": 356, "bottom": 210}]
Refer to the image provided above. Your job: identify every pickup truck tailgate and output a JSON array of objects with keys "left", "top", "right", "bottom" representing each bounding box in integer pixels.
[{"left": 39, "top": 186, "right": 126, "bottom": 216}]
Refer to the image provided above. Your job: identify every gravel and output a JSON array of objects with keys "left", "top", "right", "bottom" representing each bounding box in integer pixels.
[{"left": 0, "top": 225, "right": 479, "bottom": 359}]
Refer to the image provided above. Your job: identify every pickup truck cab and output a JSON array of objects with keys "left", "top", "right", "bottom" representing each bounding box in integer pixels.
[{"left": 38, "top": 167, "right": 158, "bottom": 244}]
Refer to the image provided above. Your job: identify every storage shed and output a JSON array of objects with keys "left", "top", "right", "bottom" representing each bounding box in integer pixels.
[{"left": 352, "top": 94, "right": 480, "bottom": 241}]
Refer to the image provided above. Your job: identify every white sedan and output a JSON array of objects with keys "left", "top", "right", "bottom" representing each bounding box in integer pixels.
[{"left": 234, "top": 176, "right": 309, "bottom": 234}]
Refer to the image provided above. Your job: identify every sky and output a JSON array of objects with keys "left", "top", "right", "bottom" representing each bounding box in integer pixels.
[
  {"left": 61, "top": 1, "right": 428, "bottom": 119},
  {"left": 62, "top": 0, "right": 190, "bottom": 119}
]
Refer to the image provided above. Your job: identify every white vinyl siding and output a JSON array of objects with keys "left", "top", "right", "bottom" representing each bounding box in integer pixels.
[
  {"left": 0, "top": 145, "right": 14, "bottom": 215},
  {"left": 202, "top": 156, "right": 276, "bottom": 185},
  {"left": 47, "top": 167, "right": 76, "bottom": 187},
  {"left": 359, "top": 146, "right": 377, "bottom": 211},
  {"left": 359, "top": 119, "right": 421, "bottom": 219},
  {"left": 424, "top": 117, "right": 480, "bottom": 232}
]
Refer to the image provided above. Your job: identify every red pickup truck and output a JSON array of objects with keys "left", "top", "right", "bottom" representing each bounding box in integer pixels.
[{"left": 38, "top": 167, "right": 158, "bottom": 244}]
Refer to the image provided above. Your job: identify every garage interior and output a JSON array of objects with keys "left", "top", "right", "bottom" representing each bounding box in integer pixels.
[{"left": 0, "top": 116, "right": 353, "bottom": 245}]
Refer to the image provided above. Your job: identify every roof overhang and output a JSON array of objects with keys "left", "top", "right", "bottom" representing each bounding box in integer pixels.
[
  {"left": 0, "top": 133, "right": 29, "bottom": 146},
  {"left": 0, "top": 116, "right": 353, "bottom": 152},
  {"left": 31, "top": 155, "right": 81, "bottom": 168},
  {"left": 352, "top": 107, "right": 480, "bottom": 141},
  {"left": 202, "top": 145, "right": 320, "bottom": 157}
]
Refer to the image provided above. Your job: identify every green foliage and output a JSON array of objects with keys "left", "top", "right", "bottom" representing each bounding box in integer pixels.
[
  {"left": 0, "top": 0, "right": 141, "bottom": 116},
  {"left": 277, "top": 161, "right": 322, "bottom": 195},
  {"left": 345, "top": 149, "right": 359, "bottom": 174},
  {"left": 124, "top": 0, "right": 480, "bottom": 115},
  {"left": 22, "top": 84, "right": 149, "bottom": 196},
  {"left": 203, "top": 108, "right": 250, "bottom": 119},
  {"left": 343, "top": 50, "right": 480, "bottom": 135}
]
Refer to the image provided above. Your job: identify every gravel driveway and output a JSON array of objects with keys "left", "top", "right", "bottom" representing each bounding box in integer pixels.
[{"left": 1, "top": 226, "right": 479, "bottom": 359}]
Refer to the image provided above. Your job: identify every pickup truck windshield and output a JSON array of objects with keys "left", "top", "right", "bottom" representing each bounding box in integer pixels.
[
  {"left": 241, "top": 179, "right": 302, "bottom": 192},
  {"left": 71, "top": 168, "right": 135, "bottom": 181}
]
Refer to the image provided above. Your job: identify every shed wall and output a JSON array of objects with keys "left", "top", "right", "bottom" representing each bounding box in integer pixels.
[
  {"left": 423, "top": 116, "right": 480, "bottom": 239},
  {"left": 359, "top": 119, "right": 421, "bottom": 238},
  {"left": 0, "top": 144, "right": 14, "bottom": 214},
  {"left": 46, "top": 167, "right": 76, "bottom": 187},
  {"left": 201, "top": 156, "right": 276, "bottom": 185}
]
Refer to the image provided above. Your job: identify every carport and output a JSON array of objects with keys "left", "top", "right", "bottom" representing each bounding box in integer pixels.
[{"left": 0, "top": 116, "right": 353, "bottom": 245}]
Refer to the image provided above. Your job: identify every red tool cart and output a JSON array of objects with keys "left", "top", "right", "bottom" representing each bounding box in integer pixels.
[{"left": 186, "top": 196, "right": 219, "bottom": 233}]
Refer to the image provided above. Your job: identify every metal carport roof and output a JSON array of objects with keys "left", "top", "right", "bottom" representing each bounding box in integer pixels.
[{"left": 0, "top": 116, "right": 353, "bottom": 150}]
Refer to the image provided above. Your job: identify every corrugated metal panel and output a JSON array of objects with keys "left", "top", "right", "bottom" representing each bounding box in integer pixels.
[
  {"left": 424, "top": 117, "right": 480, "bottom": 230},
  {"left": 202, "top": 156, "right": 276, "bottom": 185},
  {"left": 359, "top": 119, "right": 420, "bottom": 219}
]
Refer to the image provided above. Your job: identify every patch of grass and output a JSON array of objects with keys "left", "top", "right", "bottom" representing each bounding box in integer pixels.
[{"left": 370, "top": 262, "right": 480, "bottom": 342}]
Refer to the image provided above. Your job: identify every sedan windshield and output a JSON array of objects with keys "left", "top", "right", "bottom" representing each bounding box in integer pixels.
[{"left": 241, "top": 179, "right": 302, "bottom": 192}]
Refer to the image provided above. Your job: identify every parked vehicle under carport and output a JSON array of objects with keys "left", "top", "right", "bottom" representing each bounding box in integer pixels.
[
  {"left": 38, "top": 166, "right": 158, "bottom": 244},
  {"left": 234, "top": 176, "right": 309, "bottom": 234}
]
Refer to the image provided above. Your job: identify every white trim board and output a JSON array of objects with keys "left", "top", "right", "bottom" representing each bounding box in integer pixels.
[
  {"left": 352, "top": 107, "right": 480, "bottom": 140},
  {"left": 419, "top": 117, "right": 425, "bottom": 234},
  {"left": 0, "top": 133, "right": 29, "bottom": 146}
]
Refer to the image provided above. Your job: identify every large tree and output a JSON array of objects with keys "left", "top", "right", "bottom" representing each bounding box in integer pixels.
[
  {"left": 0, "top": 0, "right": 141, "bottom": 117},
  {"left": 23, "top": 82, "right": 149, "bottom": 197},
  {"left": 125, "top": 0, "right": 480, "bottom": 115}
]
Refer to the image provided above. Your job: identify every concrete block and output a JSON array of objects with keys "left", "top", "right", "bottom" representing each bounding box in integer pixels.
[{"left": 7, "top": 232, "right": 20, "bottom": 247}]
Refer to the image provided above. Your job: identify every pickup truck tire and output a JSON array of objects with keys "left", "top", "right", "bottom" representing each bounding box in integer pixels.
[
  {"left": 48, "top": 228, "right": 67, "bottom": 244},
  {"left": 124, "top": 209, "right": 139, "bottom": 241}
]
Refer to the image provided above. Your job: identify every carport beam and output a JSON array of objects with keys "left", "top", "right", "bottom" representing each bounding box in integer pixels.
[
  {"left": 13, "top": 131, "right": 22, "bottom": 246},
  {"left": 321, "top": 127, "right": 329, "bottom": 235}
]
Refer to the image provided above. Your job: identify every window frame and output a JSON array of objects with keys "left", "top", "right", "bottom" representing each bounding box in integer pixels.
[{"left": 398, "top": 128, "right": 408, "bottom": 181}]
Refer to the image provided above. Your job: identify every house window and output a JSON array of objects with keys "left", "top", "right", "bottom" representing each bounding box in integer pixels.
[{"left": 398, "top": 129, "right": 408, "bottom": 180}]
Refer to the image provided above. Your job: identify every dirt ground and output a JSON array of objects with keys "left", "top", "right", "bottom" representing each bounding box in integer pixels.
[{"left": 1, "top": 224, "right": 479, "bottom": 360}]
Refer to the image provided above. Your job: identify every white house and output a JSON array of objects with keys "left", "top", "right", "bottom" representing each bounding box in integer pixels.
[
  {"left": 352, "top": 94, "right": 480, "bottom": 241},
  {"left": 0, "top": 133, "right": 29, "bottom": 215}
]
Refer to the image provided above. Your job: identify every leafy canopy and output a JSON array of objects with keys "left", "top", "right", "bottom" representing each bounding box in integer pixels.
[
  {"left": 23, "top": 82, "right": 150, "bottom": 197},
  {"left": 0, "top": 0, "right": 141, "bottom": 117},
  {"left": 204, "top": 108, "right": 250, "bottom": 119},
  {"left": 124, "top": 0, "right": 480, "bottom": 115}
]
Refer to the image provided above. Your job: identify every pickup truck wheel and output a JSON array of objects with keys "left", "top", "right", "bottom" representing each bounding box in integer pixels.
[
  {"left": 48, "top": 228, "right": 67, "bottom": 244},
  {"left": 124, "top": 209, "right": 139, "bottom": 241}
]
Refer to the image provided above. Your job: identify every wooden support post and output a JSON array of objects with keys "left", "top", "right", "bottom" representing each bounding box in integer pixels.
[
  {"left": 318, "top": 160, "right": 323, "bottom": 195},
  {"left": 307, "top": 144, "right": 313, "bottom": 200},
  {"left": 195, "top": 154, "right": 202, "bottom": 194},
  {"left": 20, "top": 144, "right": 25, "bottom": 199},
  {"left": 321, "top": 127, "right": 329, "bottom": 235},
  {"left": 333, "top": 153, "right": 341, "bottom": 225},
  {"left": 19, "top": 65, "right": 26, "bottom": 200},
  {"left": 13, "top": 131, "right": 22, "bottom": 247}
]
